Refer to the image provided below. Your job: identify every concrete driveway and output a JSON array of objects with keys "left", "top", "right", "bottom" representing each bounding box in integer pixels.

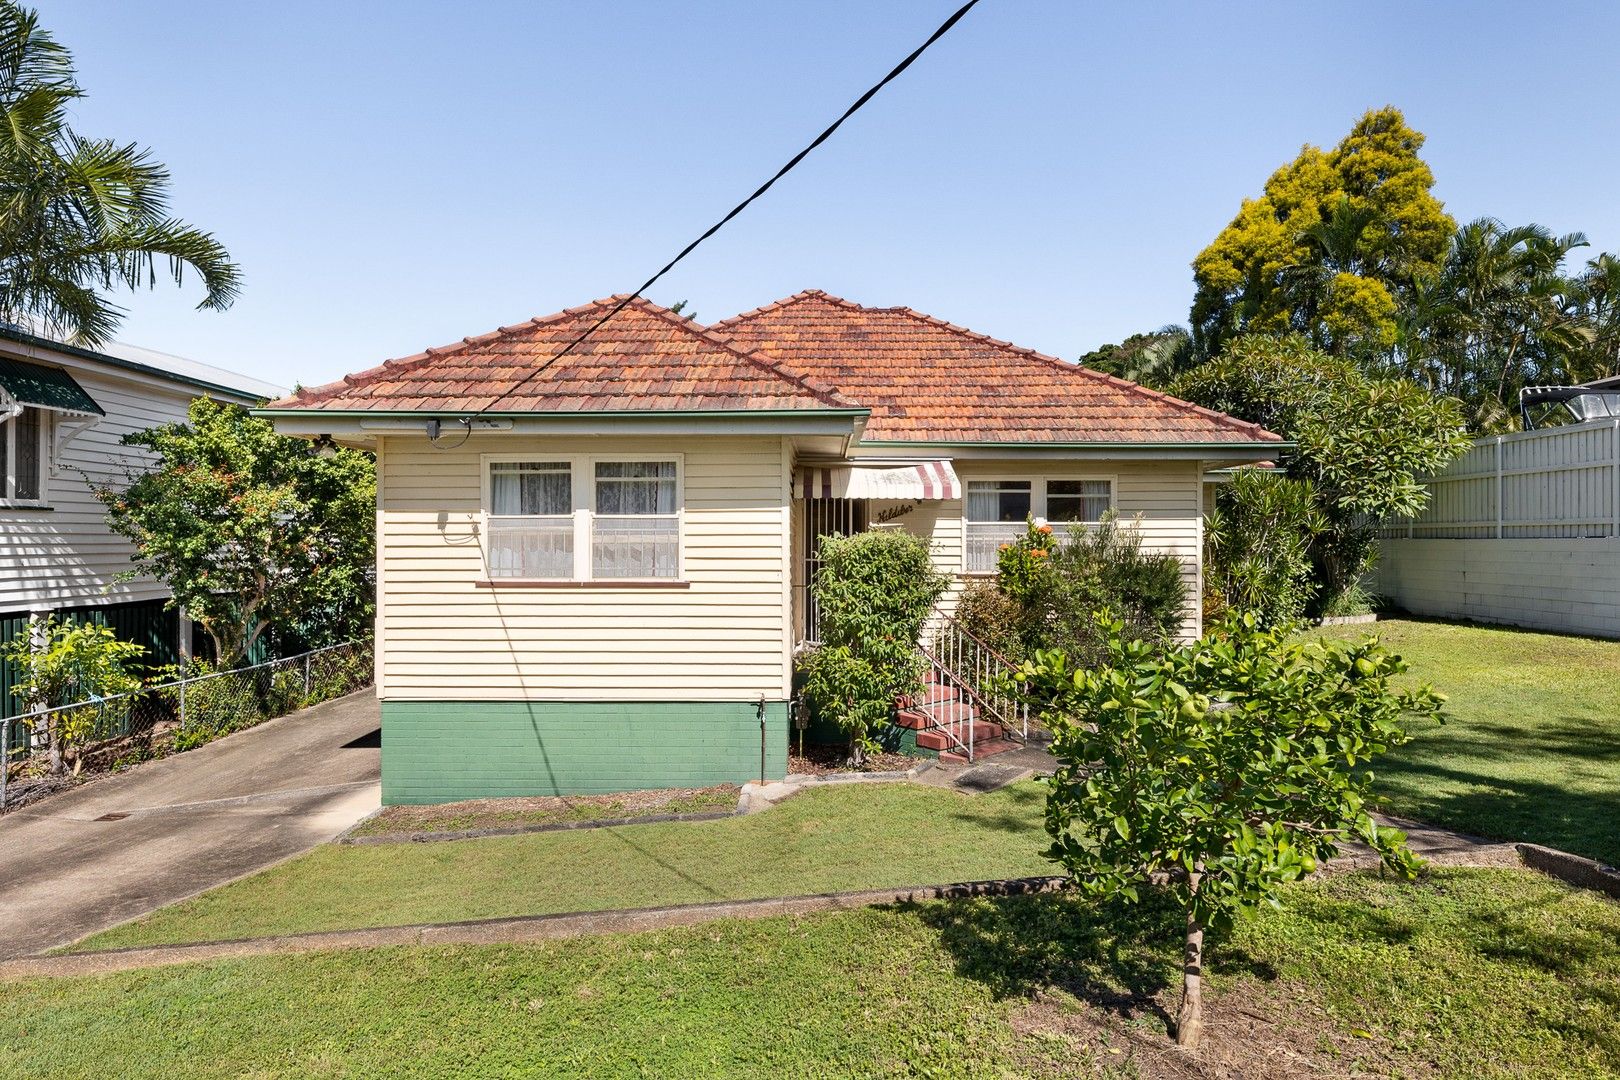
[{"left": 0, "top": 690, "right": 380, "bottom": 959}]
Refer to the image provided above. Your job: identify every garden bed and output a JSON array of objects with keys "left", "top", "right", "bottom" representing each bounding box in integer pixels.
[
  {"left": 788, "top": 743, "right": 927, "bottom": 776},
  {"left": 344, "top": 785, "right": 742, "bottom": 840}
]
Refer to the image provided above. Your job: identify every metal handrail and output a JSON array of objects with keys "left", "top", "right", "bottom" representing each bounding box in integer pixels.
[{"left": 922, "top": 607, "right": 1029, "bottom": 742}]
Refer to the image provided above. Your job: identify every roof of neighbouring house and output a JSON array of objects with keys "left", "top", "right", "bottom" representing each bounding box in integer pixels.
[
  {"left": 712, "top": 290, "right": 1283, "bottom": 445},
  {"left": 263, "top": 296, "right": 860, "bottom": 414}
]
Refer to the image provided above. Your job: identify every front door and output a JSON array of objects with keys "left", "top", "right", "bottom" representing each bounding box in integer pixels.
[{"left": 800, "top": 497, "right": 867, "bottom": 643}]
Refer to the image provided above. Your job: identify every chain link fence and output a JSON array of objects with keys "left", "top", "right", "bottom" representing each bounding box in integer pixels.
[{"left": 1, "top": 640, "right": 373, "bottom": 811}]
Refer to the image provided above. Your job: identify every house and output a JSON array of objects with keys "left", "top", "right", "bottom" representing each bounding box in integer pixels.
[
  {"left": 1, "top": 327, "right": 283, "bottom": 716},
  {"left": 259, "top": 291, "right": 1281, "bottom": 804}
]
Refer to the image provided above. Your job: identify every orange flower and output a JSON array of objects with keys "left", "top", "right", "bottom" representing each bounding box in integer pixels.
[
  {"left": 1032, "top": 548, "right": 1048, "bottom": 558},
  {"left": 998, "top": 543, "right": 1012, "bottom": 551},
  {"left": 1037, "top": 523, "right": 1053, "bottom": 534}
]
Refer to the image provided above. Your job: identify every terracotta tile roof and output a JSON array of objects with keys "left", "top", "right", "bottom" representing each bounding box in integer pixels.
[
  {"left": 264, "top": 296, "right": 858, "bottom": 414},
  {"left": 712, "top": 290, "right": 1283, "bottom": 445}
]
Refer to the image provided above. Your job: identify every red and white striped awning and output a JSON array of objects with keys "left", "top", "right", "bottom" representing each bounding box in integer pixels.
[{"left": 793, "top": 460, "right": 960, "bottom": 501}]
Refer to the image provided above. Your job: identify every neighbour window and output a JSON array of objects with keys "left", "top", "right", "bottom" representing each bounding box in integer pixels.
[
  {"left": 593, "top": 461, "right": 679, "bottom": 579},
  {"left": 483, "top": 457, "right": 682, "bottom": 581},
  {"left": 964, "top": 479, "right": 1031, "bottom": 573},
  {"left": 1046, "top": 479, "right": 1111, "bottom": 524},
  {"left": 0, "top": 405, "right": 46, "bottom": 504},
  {"left": 487, "top": 461, "right": 573, "bottom": 579}
]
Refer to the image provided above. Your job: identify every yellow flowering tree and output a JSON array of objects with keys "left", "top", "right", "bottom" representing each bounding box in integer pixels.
[{"left": 1191, "top": 107, "right": 1454, "bottom": 360}]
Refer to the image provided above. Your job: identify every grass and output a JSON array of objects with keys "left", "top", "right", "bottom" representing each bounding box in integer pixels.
[
  {"left": 77, "top": 780, "right": 1054, "bottom": 951},
  {"left": 1314, "top": 617, "right": 1620, "bottom": 865},
  {"left": 6, "top": 869, "right": 1618, "bottom": 1078},
  {"left": 345, "top": 785, "right": 741, "bottom": 838}
]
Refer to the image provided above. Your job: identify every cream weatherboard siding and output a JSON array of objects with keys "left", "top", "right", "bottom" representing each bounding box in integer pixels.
[
  {"left": 375, "top": 433, "right": 793, "bottom": 702},
  {"left": 881, "top": 458, "right": 1205, "bottom": 639},
  {"left": 0, "top": 363, "right": 247, "bottom": 615}
]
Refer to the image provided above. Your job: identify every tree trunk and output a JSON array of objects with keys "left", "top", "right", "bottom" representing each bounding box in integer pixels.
[{"left": 1176, "top": 869, "right": 1205, "bottom": 1049}]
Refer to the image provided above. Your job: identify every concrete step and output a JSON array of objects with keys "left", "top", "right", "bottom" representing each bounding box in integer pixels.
[{"left": 940, "top": 737, "right": 1022, "bottom": 764}]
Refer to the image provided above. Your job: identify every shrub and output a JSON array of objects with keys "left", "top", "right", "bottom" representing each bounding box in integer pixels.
[
  {"left": 1, "top": 617, "right": 145, "bottom": 775},
  {"left": 1016, "top": 613, "right": 1444, "bottom": 1048},
  {"left": 798, "top": 529, "right": 949, "bottom": 762},
  {"left": 1204, "top": 468, "right": 1323, "bottom": 626},
  {"left": 984, "top": 515, "right": 1188, "bottom": 667}
]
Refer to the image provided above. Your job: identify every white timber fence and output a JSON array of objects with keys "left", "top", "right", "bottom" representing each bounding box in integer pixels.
[{"left": 1375, "top": 419, "right": 1620, "bottom": 638}]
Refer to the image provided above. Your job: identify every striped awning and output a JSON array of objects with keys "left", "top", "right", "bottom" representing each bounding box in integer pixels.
[{"left": 793, "top": 460, "right": 960, "bottom": 501}]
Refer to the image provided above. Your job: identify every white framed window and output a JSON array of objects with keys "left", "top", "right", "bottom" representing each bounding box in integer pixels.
[
  {"left": 1046, "top": 479, "right": 1111, "bottom": 524},
  {"left": 481, "top": 455, "right": 683, "bottom": 582},
  {"left": 962, "top": 476, "right": 1114, "bottom": 573},
  {"left": 592, "top": 460, "right": 679, "bottom": 579},
  {"left": 965, "top": 479, "right": 1031, "bottom": 573},
  {"left": 487, "top": 461, "right": 573, "bottom": 579},
  {"left": 0, "top": 405, "right": 48, "bottom": 505}
]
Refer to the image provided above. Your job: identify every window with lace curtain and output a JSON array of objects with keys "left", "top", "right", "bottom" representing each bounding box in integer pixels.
[
  {"left": 963, "top": 476, "right": 1114, "bottom": 573},
  {"left": 482, "top": 456, "right": 682, "bottom": 581}
]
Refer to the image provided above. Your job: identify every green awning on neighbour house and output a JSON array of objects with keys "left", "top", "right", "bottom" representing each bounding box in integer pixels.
[{"left": 0, "top": 356, "right": 103, "bottom": 415}]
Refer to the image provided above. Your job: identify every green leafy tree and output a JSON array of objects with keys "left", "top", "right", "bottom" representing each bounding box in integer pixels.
[
  {"left": 798, "top": 529, "right": 948, "bottom": 763},
  {"left": 97, "top": 398, "right": 375, "bottom": 666},
  {"left": 2, "top": 616, "right": 144, "bottom": 775},
  {"left": 1077, "top": 325, "right": 1197, "bottom": 389},
  {"left": 1191, "top": 107, "right": 1453, "bottom": 360},
  {"left": 1172, "top": 335, "right": 1470, "bottom": 612},
  {"left": 1398, "top": 219, "right": 1594, "bottom": 429},
  {"left": 0, "top": 2, "right": 239, "bottom": 344},
  {"left": 1018, "top": 614, "right": 1444, "bottom": 1048}
]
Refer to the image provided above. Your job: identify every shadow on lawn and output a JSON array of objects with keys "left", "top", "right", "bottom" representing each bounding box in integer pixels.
[
  {"left": 903, "top": 890, "right": 1186, "bottom": 1025},
  {"left": 1376, "top": 754, "right": 1620, "bottom": 865},
  {"left": 944, "top": 781, "right": 1046, "bottom": 835}
]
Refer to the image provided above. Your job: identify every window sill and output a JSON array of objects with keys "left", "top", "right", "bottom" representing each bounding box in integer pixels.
[
  {"left": 0, "top": 503, "right": 53, "bottom": 512},
  {"left": 476, "top": 579, "right": 691, "bottom": 590}
]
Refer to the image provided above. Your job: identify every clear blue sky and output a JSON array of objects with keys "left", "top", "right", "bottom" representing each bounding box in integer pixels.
[{"left": 47, "top": 0, "right": 1620, "bottom": 390}]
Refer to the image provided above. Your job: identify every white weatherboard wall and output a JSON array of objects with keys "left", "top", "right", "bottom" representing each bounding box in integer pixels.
[
  {"left": 1376, "top": 420, "right": 1620, "bottom": 638},
  {"left": 375, "top": 433, "right": 792, "bottom": 702},
  {"left": 0, "top": 360, "right": 255, "bottom": 615},
  {"left": 885, "top": 458, "right": 1204, "bottom": 639}
]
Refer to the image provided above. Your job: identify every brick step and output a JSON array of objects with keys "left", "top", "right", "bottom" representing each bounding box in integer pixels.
[
  {"left": 916, "top": 719, "right": 1003, "bottom": 750},
  {"left": 898, "top": 680, "right": 960, "bottom": 705},
  {"left": 940, "top": 737, "right": 1021, "bottom": 764},
  {"left": 895, "top": 702, "right": 980, "bottom": 730}
]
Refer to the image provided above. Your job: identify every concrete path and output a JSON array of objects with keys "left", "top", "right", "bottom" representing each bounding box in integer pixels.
[{"left": 0, "top": 691, "right": 381, "bottom": 959}]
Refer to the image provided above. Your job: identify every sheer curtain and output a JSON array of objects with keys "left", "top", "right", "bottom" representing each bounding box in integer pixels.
[
  {"left": 593, "top": 461, "right": 678, "bottom": 578},
  {"left": 487, "top": 462, "right": 573, "bottom": 578}
]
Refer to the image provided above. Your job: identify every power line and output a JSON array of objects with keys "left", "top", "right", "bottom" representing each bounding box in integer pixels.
[{"left": 457, "top": 0, "right": 983, "bottom": 427}]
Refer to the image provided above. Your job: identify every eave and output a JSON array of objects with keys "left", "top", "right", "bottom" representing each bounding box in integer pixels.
[{"left": 254, "top": 406, "right": 871, "bottom": 445}]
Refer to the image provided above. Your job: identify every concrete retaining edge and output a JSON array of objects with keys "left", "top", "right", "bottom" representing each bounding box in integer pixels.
[
  {"left": 0, "top": 874, "right": 1069, "bottom": 981},
  {"left": 1516, "top": 843, "right": 1620, "bottom": 900}
]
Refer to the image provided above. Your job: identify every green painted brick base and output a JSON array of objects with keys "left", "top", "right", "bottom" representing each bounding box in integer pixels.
[{"left": 381, "top": 700, "right": 790, "bottom": 805}]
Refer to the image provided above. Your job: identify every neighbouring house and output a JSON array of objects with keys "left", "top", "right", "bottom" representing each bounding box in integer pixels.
[
  {"left": 259, "top": 291, "right": 1281, "bottom": 803},
  {"left": 0, "top": 327, "right": 284, "bottom": 717}
]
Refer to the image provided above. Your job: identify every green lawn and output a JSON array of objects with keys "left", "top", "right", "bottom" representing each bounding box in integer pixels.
[
  {"left": 7, "top": 869, "right": 1618, "bottom": 1078},
  {"left": 78, "top": 781, "right": 1054, "bottom": 951},
  {"left": 1314, "top": 617, "right": 1620, "bottom": 865}
]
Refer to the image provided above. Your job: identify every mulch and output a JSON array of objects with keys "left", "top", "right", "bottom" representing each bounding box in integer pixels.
[{"left": 788, "top": 744, "right": 926, "bottom": 776}]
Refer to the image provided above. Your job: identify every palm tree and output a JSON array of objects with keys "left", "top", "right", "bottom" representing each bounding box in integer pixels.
[{"left": 0, "top": 3, "right": 239, "bottom": 345}]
